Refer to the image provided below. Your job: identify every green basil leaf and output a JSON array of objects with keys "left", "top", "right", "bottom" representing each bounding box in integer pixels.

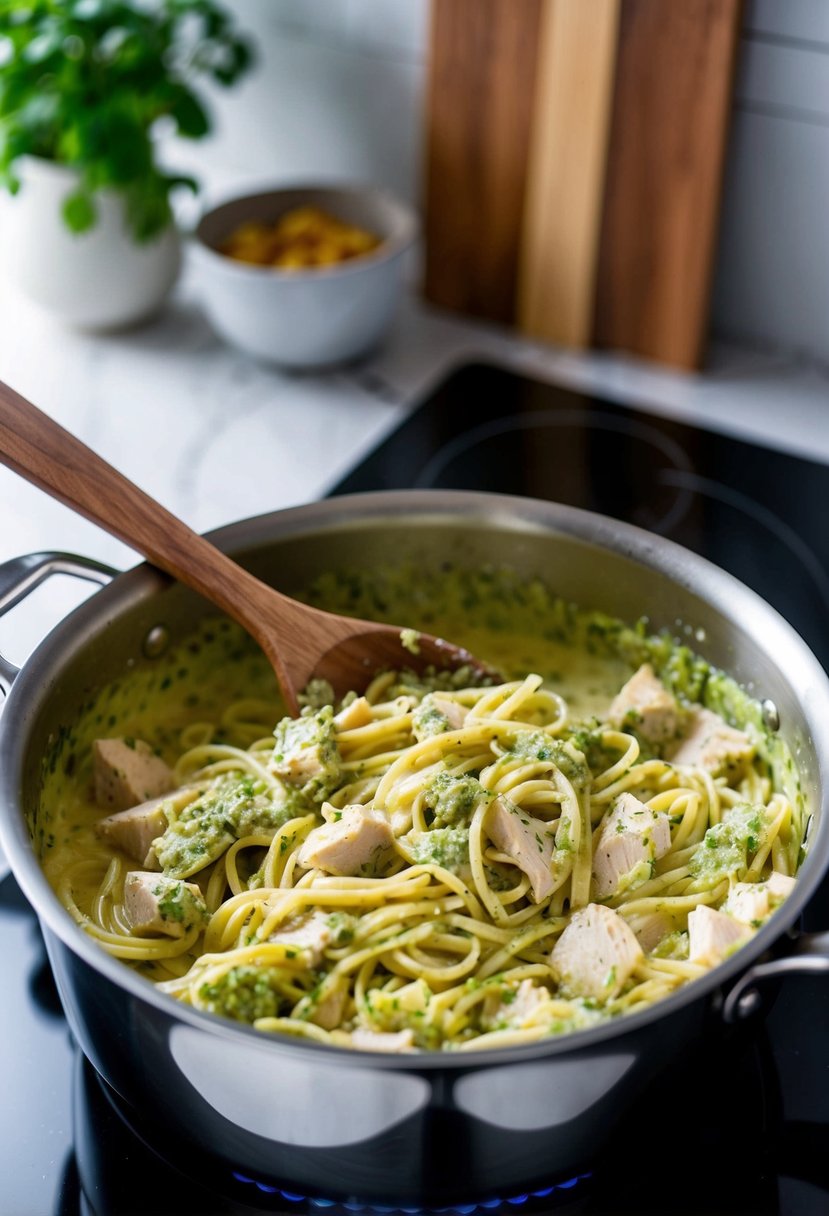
[{"left": 62, "top": 189, "right": 97, "bottom": 233}]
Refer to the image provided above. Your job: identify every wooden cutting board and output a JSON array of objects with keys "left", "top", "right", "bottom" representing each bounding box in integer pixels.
[
  {"left": 422, "top": 0, "right": 543, "bottom": 325},
  {"left": 518, "top": 0, "right": 621, "bottom": 350},
  {"left": 423, "top": 0, "right": 743, "bottom": 370}
]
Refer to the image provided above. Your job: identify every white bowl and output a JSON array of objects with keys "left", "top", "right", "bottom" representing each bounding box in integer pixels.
[{"left": 191, "top": 184, "right": 418, "bottom": 368}]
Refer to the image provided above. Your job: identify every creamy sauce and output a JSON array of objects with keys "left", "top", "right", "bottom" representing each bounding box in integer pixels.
[
  {"left": 457, "top": 626, "right": 631, "bottom": 719},
  {"left": 39, "top": 619, "right": 280, "bottom": 886}
]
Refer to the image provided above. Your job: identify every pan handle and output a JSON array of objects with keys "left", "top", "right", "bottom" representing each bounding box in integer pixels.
[
  {"left": 0, "top": 551, "right": 118, "bottom": 694},
  {"left": 723, "top": 930, "right": 829, "bottom": 1023}
]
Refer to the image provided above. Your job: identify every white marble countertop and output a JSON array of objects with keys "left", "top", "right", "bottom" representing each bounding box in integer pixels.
[{"left": 2, "top": 264, "right": 829, "bottom": 675}]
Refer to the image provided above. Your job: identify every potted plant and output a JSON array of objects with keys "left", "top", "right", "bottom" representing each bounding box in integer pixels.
[{"left": 0, "top": 0, "right": 251, "bottom": 329}]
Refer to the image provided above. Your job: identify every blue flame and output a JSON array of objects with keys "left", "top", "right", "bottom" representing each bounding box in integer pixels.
[{"left": 231, "top": 1171, "right": 592, "bottom": 1213}]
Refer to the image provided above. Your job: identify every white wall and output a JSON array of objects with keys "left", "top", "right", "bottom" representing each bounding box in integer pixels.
[
  {"left": 712, "top": 0, "right": 829, "bottom": 360},
  {"left": 175, "top": 0, "right": 430, "bottom": 207}
]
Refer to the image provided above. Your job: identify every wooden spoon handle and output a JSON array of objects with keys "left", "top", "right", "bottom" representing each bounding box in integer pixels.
[{"left": 0, "top": 378, "right": 304, "bottom": 693}]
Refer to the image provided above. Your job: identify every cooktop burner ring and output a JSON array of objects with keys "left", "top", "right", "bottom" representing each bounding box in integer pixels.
[
  {"left": 659, "top": 467, "right": 829, "bottom": 612},
  {"left": 412, "top": 409, "right": 696, "bottom": 537}
]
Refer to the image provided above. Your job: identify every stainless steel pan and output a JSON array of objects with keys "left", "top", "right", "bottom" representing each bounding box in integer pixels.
[{"left": 1, "top": 491, "right": 828, "bottom": 1208}]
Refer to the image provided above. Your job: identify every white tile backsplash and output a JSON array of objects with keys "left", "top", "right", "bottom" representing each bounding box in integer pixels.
[
  {"left": 267, "top": 0, "right": 351, "bottom": 42},
  {"left": 712, "top": 7, "right": 829, "bottom": 360},
  {"left": 736, "top": 37, "right": 829, "bottom": 116},
  {"left": 263, "top": 0, "right": 429, "bottom": 58},
  {"left": 175, "top": 2, "right": 426, "bottom": 207},
  {"left": 713, "top": 108, "right": 829, "bottom": 357},
  {"left": 745, "top": 0, "right": 829, "bottom": 43},
  {"left": 342, "top": 0, "right": 431, "bottom": 57}
]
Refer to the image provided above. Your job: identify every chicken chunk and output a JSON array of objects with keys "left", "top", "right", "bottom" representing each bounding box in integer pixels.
[
  {"left": 486, "top": 795, "right": 555, "bottom": 903},
  {"left": 592, "top": 793, "right": 672, "bottom": 899},
  {"left": 484, "top": 979, "right": 549, "bottom": 1030},
  {"left": 297, "top": 805, "right": 394, "bottom": 876},
  {"left": 668, "top": 708, "right": 754, "bottom": 776},
  {"left": 350, "top": 1028, "right": 416, "bottom": 1053},
  {"left": 269, "top": 910, "right": 332, "bottom": 966},
  {"left": 766, "top": 871, "right": 796, "bottom": 899},
  {"left": 607, "top": 664, "right": 681, "bottom": 745},
  {"left": 688, "top": 905, "right": 750, "bottom": 964},
  {"left": 725, "top": 872, "right": 796, "bottom": 924},
  {"left": 412, "top": 693, "right": 469, "bottom": 741},
  {"left": 310, "top": 985, "right": 347, "bottom": 1031},
  {"left": 272, "top": 707, "right": 342, "bottom": 796},
  {"left": 93, "top": 738, "right": 173, "bottom": 812},
  {"left": 123, "top": 871, "right": 207, "bottom": 938},
  {"left": 628, "top": 911, "right": 673, "bottom": 953},
  {"left": 550, "top": 903, "right": 643, "bottom": 1000},
  {"left": 334, "top": 696, "right": 373, "bottom": 731},
  {"left": 724, "top": 882, "right": 771, "bottom": 925},
  {"left": 95, "top": 795, "right": 170, "bottom": 867},
  {"left": 387, "top": 979, "right": 430, "bottom": 1015}
]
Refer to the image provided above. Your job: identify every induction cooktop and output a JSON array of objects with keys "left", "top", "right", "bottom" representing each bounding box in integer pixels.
[{"left": 4, "top": 362, "right": 829, "bottom": 1216}]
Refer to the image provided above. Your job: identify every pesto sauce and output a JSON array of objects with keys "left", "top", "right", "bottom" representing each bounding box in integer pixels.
[
  {"left": 412, "top": 699, "right": 451, "bottom": 739},
  {"left": 425, "top": 772, "right": 488, "bottom": 826},
  {"left": 154, "top": 877, "right": 207, "bottom": 928},
  {"left": 199, "top": 965, "right": 291, "bottom": 1022},
  {"left": 154, "top": 775, "right": 305, "bottom": 879},
  {"left": 325, "top": 911, "right": 357, "bottom": 945},
  {"left": 688, "top": 802, "right": 766, "bottom": 885},
  {"left": 506, "top": 731, "right": 590, "bottom": 789},
  {"left": 272, "top": 705, "right": 342, "bottom": 800},
  {"left": 411, "top": 825, "right": 470, "bottom": 872}
]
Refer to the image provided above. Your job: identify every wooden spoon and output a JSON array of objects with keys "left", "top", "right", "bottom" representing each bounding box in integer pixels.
[{"left": 0, "top": 379, "right": 492, "bottom": 713}]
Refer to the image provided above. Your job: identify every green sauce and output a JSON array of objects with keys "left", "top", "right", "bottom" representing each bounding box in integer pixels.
[
  {"left": 426, "top": 772, "right": 488, "bottom": 826},
  {"left": 689, "top": 802, "right": 767, "bottom": 886},
  {"left": 412, "top": 825, "right": 471, "bottom": 872}
]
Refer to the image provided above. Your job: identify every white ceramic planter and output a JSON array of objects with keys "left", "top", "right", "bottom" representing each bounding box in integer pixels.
[{"left": 1, "top": 157, "right": 181, "bottom": 329}]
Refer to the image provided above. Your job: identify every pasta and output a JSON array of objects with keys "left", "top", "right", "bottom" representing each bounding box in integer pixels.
[{"left": 46, "top": 639, "right": 800, "bottom": 1053}]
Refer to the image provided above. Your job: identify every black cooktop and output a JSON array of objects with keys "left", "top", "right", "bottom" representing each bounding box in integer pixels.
[{"left": 4, "top": 362, "right": 829, "bottom": 1216}]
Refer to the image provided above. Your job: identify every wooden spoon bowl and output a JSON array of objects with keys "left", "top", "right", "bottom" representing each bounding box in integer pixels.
[{"left": 0, "top": 380, "right": 493, "bottom": 713}]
